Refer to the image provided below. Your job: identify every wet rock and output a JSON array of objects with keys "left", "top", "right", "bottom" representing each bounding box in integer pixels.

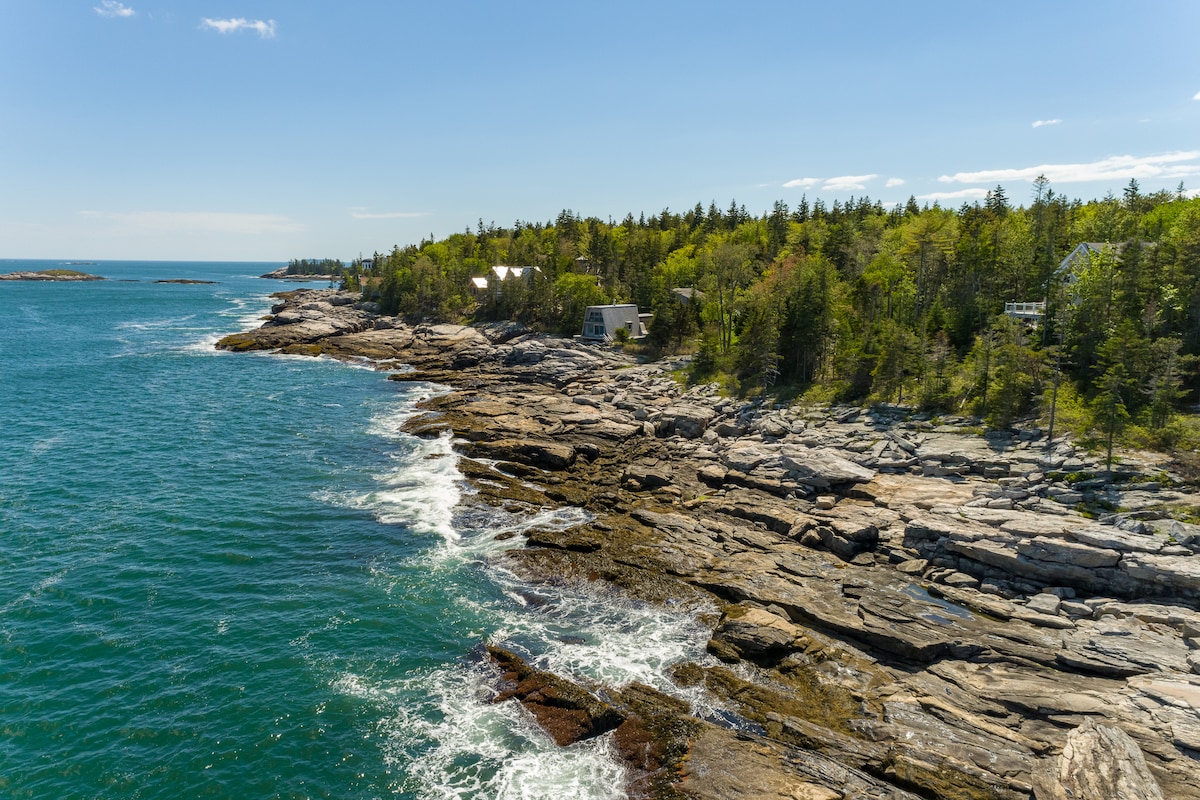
[
  {"left": 487, "top": 646, "right": 624, "bottom": 746},
  {"left": 470, "top": 438, "right": 577, "bottom": 470},
  {"left": 680, "top": 725, "right": 922, "bottom": 800}
]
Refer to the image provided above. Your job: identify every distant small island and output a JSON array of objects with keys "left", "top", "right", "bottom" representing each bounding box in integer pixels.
[
  {"left": 154, "top": 279, "right": 218, "bottom": 284},
  {"left": 0, "top": 269, "right": 105, "bottom": 282}
]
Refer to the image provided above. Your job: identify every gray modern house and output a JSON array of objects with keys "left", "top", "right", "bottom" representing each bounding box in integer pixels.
[{"left": 579, "top": 304, "right": 652, "bottom": 342}]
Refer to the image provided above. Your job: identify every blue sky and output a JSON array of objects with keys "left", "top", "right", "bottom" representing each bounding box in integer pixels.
[{"left": 3, "top": 1, "right": 1199, "bottom": 262}]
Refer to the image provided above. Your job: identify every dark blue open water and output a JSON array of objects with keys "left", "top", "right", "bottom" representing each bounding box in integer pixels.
[{"left": 0, "top": 261, "right": 711, "bottom": 799}]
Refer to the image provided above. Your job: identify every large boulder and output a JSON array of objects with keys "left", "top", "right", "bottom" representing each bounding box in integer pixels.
[
  {"left": 780, "top": 448, "right": 875, "bottom": 488},
  {"left": 711, "top": 605, "right": 800, "bottom": 655},
  {"left": 1032, "top": 718, "right": 1164, "bottom": 800},
  {"left": 656, "top": 404, "right": 717, "bottom": 439}
]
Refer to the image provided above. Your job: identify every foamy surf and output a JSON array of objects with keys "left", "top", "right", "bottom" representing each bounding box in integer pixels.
[
  {"left": 335, "top": 432, "right": 715, "bottom": 798},
  {"left": 215, "top": 292, "right": 276, "bottom": 332},
  {"left": 359, "top": 563, "right": 715, "bottom": 800},
  {"left": 295, "top": 339, "right": 719, "bottom": 797},
  {"left": 370, "top": 661, "right": 628, "bottom": 800}
]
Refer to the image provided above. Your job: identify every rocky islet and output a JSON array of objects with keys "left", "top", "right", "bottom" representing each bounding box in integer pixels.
[
  {"left": 0, "top": 269, "right": 105, "bottom": 281},
  {"left": 218, "top": 288, "right": 1200, "bottom": 799}
]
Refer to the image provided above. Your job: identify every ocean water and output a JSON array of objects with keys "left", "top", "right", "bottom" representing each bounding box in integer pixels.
[{"left": 0, "top": 261, "right": 713, "bottom": 799}]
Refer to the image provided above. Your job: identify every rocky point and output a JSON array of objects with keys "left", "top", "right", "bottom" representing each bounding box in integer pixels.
[{"left": 219, "top": 288, "right": 1200, "bottom": 799}]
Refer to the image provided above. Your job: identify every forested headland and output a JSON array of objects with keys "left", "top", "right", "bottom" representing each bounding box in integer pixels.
[
  {"left": 349, "top": 178, "right": 1200, "bottom": 457},
  {"left": 286, "top": 258, "right": 344, "bottom": 276}
]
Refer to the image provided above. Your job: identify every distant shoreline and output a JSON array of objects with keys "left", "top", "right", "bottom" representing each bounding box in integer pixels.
[
  {"left": 0, "top": 269, "right": 105, "bottom": 282},
  {"left": 259, "top": 266, "right": 338, "bottom": 282}
]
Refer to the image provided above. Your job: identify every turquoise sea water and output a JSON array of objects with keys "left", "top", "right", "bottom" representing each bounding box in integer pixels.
[{"left": 0, "top": 261, "right": 711, "bottom": 799}]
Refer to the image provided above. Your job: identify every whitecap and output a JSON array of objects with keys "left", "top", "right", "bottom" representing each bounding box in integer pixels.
[{"left": 29, "top": 433, "right": 65, "bottom": 455}]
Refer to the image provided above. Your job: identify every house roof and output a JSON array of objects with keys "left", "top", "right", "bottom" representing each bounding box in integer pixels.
[
  {"left": 1056, "top": 242, "right": 1130, "bottom": 277},
  {"left": 490, "top": 265, "right": 540, "bottom": 281}
]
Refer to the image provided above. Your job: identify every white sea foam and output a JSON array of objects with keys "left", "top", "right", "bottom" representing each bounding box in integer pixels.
[
  {"left": 182, "top": 331, "right": 225, "bottom": 354},
  {"left": 319, "top": 387, "right": 464, "bottom": 542},
  {"left": 216, "top": 293, "right": 275, "bottom": 332},
  {"left": 369, "top": 443, "right": 462, "bottom": 540},
  {"left": 340, "top": 489, "right": 716, "bottom": 798},
  {"left": 114, "top": 315, "right": 197, "bottom": 331},
  {"left": 0, "top": 569, "right": 69, "bottom": 619},
  {"left": 444, "top": 503, "right": 595, "bottom": 563},
  {"left": 310, "top": 367, "right": 718, "bottom": 791},
  {"left": 364, "top": 662, "right": 628, "bottom": 800},
  {"left": 482, "top": 574, "right": 716, "bottom": 701}
]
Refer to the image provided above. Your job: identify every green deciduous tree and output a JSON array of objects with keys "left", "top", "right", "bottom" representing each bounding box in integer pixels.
[{"left": 699, "top": 241, "right": 753, "bottom": 354}]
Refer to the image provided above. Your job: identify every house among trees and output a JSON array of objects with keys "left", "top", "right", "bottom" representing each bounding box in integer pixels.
[
  {"left": 1003, "top": 301, "right": 1046, "bottom": 321},
  {"left": 469, "top": 265, "right": 541, "bottom": 298},
  {"left": 671, "top": 287, "right": 705, "bottom": 304},
  {"left": 1006, "top": 242, "right": 1130, "bottom": 322},
  {"left": 1057, "top": 242, "right": 1116, "bottom": 278},
  {"left": 1054, "top": 241, "right": 1141, "bottom": 285},
  {"left": 579, "top": 304, "right": 652, "bottom": 342}
]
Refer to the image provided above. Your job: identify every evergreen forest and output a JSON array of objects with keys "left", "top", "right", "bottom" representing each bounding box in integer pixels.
[
  {"left": 286, "top": 258, "right": 344, "bottom": 276},
  {"left": 349, "top": 178, "right": 1200, "bottom": 454}
]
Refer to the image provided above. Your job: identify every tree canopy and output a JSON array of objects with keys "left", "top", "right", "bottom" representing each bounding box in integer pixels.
[{"left": 354, "top": 182, "right": 1200, "bottom": 437}]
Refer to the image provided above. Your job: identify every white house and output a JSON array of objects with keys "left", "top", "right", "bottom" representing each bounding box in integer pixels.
[
  {"left": 490, "top": 265, "right": 540, "bottom": 282},
  {"left": 1004, "top": 301, "right": 1046, "bottom": 321},
  {"left": 579, "top": 304, "right": 652, "bottom": 342},
  {"left": 469, "top": 265, "right": 541, "bottom": 298}
]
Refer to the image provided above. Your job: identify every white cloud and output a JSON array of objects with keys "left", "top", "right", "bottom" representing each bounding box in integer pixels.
[
  {"left": 783, "top": 177, "right": 821, "bottom": 189},
  {"left": 94, "top": 1, "right": 134, "bottom": 18},
  {"left": 917, "top": 188, "right": 991, "bottom": 202},
  {"left": 350, "top": 209, "right": 432, "bottom": 220},
  {"left": 938, "top": 151, "right": 1200, "bottom": 185},
  {"left": 885, "top": 178, "right": 906, "bottom": 188},
  {"left": 201, "top": 18, "right": 277, "bottom": 38},
  {"left": 1194, "top": 90, "right": 1200, "bottom": 100},
  {"left": 1032, "top": 119, "right": 1062, "bottom": 128},
  {"left": 80, "top": 210, "right": 303, "bottom": 235},
  {"left": 822, "top": 174, "right": 877, "bottom": 192}
]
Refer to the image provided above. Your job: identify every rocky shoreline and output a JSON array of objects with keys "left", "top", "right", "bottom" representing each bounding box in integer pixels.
[{"left": 218, "top": 288, "right": 1200, "bottom": 799}]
